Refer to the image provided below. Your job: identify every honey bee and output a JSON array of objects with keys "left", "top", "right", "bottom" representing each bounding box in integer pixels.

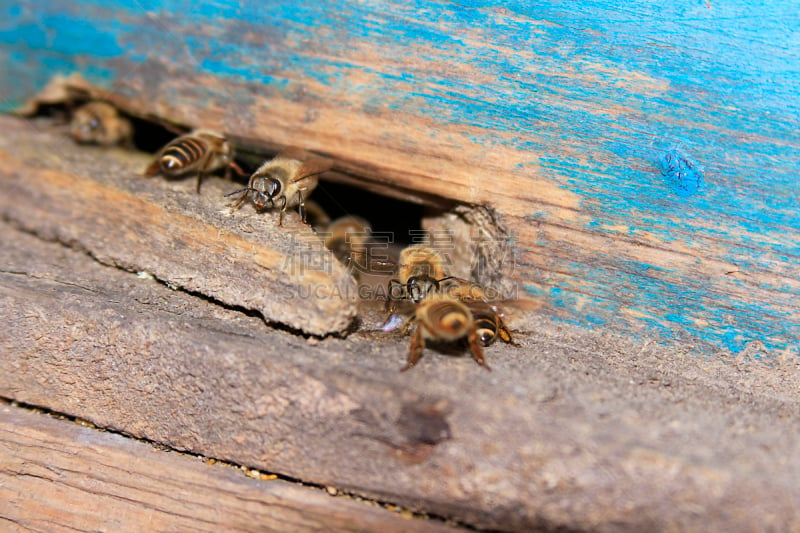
[
  {"left": 440, "top": 278, "right": 514, "bottom": 347},
  {"left": 145, "top": 129, "right": 241, "bottom": 192},
  {"left": 323, "top": 215, "right": 372, "bottom": 270},
  {"left": 403, "top": 293, "right": 488, "bottom": 371},
  {"left": 226, "top": 151, "right": 332, "bottom": 226},
  {"left": 386, "top": 246, "right": 452, "bottom": 311},
  {"left": 69, "top": 101, "right": 133, "bottom": 147}
]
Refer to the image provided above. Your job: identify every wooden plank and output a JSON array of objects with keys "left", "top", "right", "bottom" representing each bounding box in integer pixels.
[
  {"left": 0, "top": 402, "right": 459, "bottom": 533},
  {"left": 2, "top": 211, "right": 800, "bottom": 530},
  {"left": 2, "top": 1, "right": 799, "bottom": 354},
  {"left": 0, "top": 116, "right": 356, "bottom": 336}
]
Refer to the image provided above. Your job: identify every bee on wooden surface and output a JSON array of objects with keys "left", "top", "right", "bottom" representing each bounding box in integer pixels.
[
  {"left": 322, "top": 215, "right": 372, "bottom": 271},
  {"left": 69, "top": 101, "right": 133, "bottom": 147},
  {"left": 226, "top": 151, "right": 332, "bottom": 226},
  {"left": 386, "top": 245, "right": 452, "bottom": 312},
  {"left": 440, "top": 278, "right": 514, "bottom": 347},
  {"left": 384, "top": 274, "right": 515, "bottom": 349},
  {"left": 403, "top": 293, "right": 488, "bottom": 371},
  {"left": 145, "top": 129, "right": 241, "bottom": 193}
]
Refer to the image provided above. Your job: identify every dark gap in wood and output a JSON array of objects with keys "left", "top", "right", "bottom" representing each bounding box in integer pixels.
[
  {"left": 142, "top": 269, "right": 335, "bottom": 340},
  {"left": 0, "top": 396, "right": 481, "bottom": 531},
  {"left": 27, "top": 96, "right": 452, "bottom": 251},
  {"left": 25, "top": 97, "right": 183, "bottom": 154},
  {"left": 313, "top": 180, "right": 426, "bottom": 247},
  {"left": 21, "top": 81, "right": 517, "bottom": 334},
  {"left": 127, "top": 113, "right": 188, "bottom": 153}
]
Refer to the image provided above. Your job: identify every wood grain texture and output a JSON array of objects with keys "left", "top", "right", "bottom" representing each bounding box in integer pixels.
[
  {"left": 2, "top": 208, "right": 800, "bottom": 530},
  {"left": 2, "top": 1, "right": 799, "bottom": 355},
  {"left": 0, "top": 403, "right": 459, "bottom": 533},
  {"left": 0, "top": 117, "right": 356, "bottom": 336}
]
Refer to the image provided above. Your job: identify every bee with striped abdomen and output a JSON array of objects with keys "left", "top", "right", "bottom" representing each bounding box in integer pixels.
[
  {"left": 440, "top": 278, "right": 514, "bottom": 347},
  {"left": 145, "top": 129, "right": 241, "bottom": 192},
  {"left": 70, "top": 101, "right": 133, "bottom": 147},
  {"left": 226, "top": 150, "right": 332, "bottom": 226},
  {"left": 403, "top": 293, "right": 488, "bottom": 371}
]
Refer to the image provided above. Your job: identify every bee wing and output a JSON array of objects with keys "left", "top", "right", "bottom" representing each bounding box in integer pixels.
[
  {"left": 273, "top": 147, "right": 333, "bottom": 183},
  {"left": 381, "top": 313, "right": 408, "bottom": 332},
  {"left": 275, "top": 146, "right": 312, "bottom": 161},
  {"left": 488, "top": 297, "right": 542, "bottom": 321},
  {"left": 293, "top": 156, "right": 334, "bottom": 183},
  {"left": 368, "top": 257, "right": 400, "bottom": 274},
  {"left": 439, "top": 277, "right": 490, "bottom": 302}
]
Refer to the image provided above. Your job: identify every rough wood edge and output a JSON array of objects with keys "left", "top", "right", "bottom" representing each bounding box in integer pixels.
[
  {"left": 0, "top": 140, "right": 357, "bottom": 336},
  {"left": 0, "top": 402, "right": 460, "bottom": 533}
]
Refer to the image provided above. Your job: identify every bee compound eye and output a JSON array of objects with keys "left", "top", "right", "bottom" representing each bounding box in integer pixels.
[
  {"left": 407, "top": 278, "right": 423, "bottom": 303},
  {"left": 265, "top": 178, "right": 282, "bottom": 198}
]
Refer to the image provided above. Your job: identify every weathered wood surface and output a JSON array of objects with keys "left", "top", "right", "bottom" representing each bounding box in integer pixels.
[
  {"left": 0, "top": 403, "right": 459, "bottom": 533},
  {"left": 2, "top": 192, "right": 800, "bottom": 529},
  {"left": 2, "top": 1, "right": 799, "bottom": 354},
  {"left": 0, "top": 116, "right": 356, "bottom": 336}
]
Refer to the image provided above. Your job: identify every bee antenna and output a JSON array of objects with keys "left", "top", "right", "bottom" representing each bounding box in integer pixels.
[{"left": 224, "top": 187, "right": 254, "bottom": 198}]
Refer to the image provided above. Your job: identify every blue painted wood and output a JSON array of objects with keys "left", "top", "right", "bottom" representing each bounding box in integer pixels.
[{"left": 1, "top": 0, "right": 798, "bottom": 355}]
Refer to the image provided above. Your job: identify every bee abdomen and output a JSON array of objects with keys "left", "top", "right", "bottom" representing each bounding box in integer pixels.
[
  {"left": 425, "top": 300, "right": 472, "bottom": 340},
  {"left": 473, "top": 313, "right": 498, "bottom": 346},
  {"left": 159, "top": 137, "right": 207, "bottom": 174}
]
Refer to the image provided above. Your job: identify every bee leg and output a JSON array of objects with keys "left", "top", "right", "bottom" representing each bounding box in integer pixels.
[
  {"left": 229, "top": 161, "right": 247, "bottom": 177},
  {"left": 468, "top": 324, "right": 491, "bottom": 371},
  {"left": 498, "top": 324, "right": 516, "bottom": 345},
  {"left": 298, "top": 202, "right": 307, "bottom": 225},
  {"left": 232, "top": 192, "right": 249, "bottom": 210},
  {"left": 385, "top": 279, "right": 403, "bottom": 313},
  {"left": 277, "top": 195, "right": 288, "bottom": 227},
  {"left": 495, "top": 315, "right": 517, "bottom": 346},
  {"left": 196, "top": 156, "right": 215, "bottom": 194},
  {"left": 399, "top": 317, "right": 415, "bottom": 336},
  {"left": 401, "top": 326, "right": 426, "bottom": 372},
  {"left": 196, "top": 151, "right": 223, "bottom": 193},
  {"left": 296, "top": 189, "right": 309, "bottom": 225}
]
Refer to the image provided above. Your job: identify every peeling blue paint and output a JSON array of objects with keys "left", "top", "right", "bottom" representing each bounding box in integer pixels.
[
  {"left": 1, "top": 0, "right": 798, "bottom": 355},
  {"left": 656, "top": 150, "right": 704, "bottom": 197}
]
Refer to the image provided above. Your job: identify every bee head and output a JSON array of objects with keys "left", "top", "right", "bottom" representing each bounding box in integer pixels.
[
  {"left": 247, "top": 175, "right": 283, "bottom": 210},
  {"left": 71, "top": 116, "right": 102, "bottom": 143},
  {"left": 407, "top": 275, "right": 440, "bottom": 304}
]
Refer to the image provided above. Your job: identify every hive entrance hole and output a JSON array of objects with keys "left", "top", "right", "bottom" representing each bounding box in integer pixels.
[
  {"left": 117, "top": 114, "right": 437, "bottom": 252},
  {"left": 29, "top": 93, "right": 512, "bottom": 296},
  {"left": 311, "top": 180, "right": 426, "bottom": 249},
  {"left": 128, "top": 115, "right": 183, "bottom": 153},
  {"left": 308, "top": 176, "right": 514, "bottom": 301}
]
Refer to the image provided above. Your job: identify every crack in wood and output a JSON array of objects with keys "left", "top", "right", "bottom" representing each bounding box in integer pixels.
[{"left": 0, "top": 397, "right": 475, "bottom": 531}]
